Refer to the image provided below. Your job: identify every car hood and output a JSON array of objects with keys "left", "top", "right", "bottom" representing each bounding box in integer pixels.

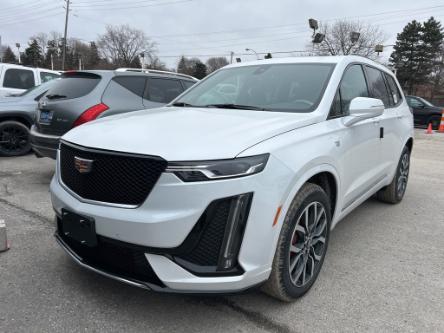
[{"left": 62, "top": 106, "right": 320, "bottom": 160}]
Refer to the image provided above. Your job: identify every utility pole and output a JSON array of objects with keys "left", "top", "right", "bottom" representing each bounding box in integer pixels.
[{"left": 62, "top": 0, "right": 70, "bottom": 70}]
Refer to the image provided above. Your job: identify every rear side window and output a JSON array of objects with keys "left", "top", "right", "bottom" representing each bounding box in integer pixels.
[
  {"left": 40, "top": 72, "right": 59, "bottom": 83},
  {"left": 365, "top": 66, "right": 391, "bottom": 107},
  {"left": 113, "top": 76, "right": 146, "bottom": 97},
  {"left": 45, "top": 73, "right": 100, "bottom": 99},
  {"left": 3, "top": 68, "right": 35, "bottom": 89},
  {"left": 181, "top": 80, "right": 195, "bottom": 90},
  {"left": 384, "top": 73, "right": 402, "bottom": 106},
  {"left": 144, "top": 78, "right": 184, "bottom": 103}
]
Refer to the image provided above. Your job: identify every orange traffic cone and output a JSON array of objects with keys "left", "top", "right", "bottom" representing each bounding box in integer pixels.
[
  {"left": 438, "top": 109, "right": 444, "bottom": 133},
  {"left": 426, "top": 123, "right": 433, "bottom": 134}
]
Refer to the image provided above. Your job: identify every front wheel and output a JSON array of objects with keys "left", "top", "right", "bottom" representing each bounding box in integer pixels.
[
  {"left": 0, "top": 121, "right": 31, "bottom": 157},
  {"left": 377, "top": 146, "right": 410, "bottom": 204},
  {"left": 262, "top": 183, "right": 331, "bottom": 302}
]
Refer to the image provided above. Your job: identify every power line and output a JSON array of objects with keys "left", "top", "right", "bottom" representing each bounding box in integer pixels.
[
  {"left": 71, "top": 0, "right": 192, "bottom": 10},
  {"left": 0, "top": 8, "right": 64, "bottom": 27},
  {"left": 72, "top": 0, "right": 173, "bottom": 7}
]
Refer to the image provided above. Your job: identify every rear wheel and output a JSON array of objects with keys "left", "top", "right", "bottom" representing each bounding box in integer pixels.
[
  {"left": 377, "top": 146, "right": 410, "bottom": 204},
  {"left": 0, "top": 121, "right": 31, "bottom": 157},
  {"left": 263, "top": 183, "right": 331, "bottom": 302}
]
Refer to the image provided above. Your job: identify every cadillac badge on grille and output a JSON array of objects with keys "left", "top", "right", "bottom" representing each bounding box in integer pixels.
[{"left": 74, "top": 157, "right": 94, "bottom": 174}]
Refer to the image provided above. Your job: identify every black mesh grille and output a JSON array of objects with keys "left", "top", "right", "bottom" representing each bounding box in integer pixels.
[
  {"left": 179, "top": 198, "right": 231, "bottom": 266},
  {"left": 58, "top": 222, "right": 164, "bottom": 287},
  {"left": 60, "top": 143, "right": 167, "bottom": 206}
]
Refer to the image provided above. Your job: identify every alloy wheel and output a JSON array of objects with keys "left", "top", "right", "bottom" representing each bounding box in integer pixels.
[
  {"left": 397, "top": 152, "right": 410, "bottom": 198},
  {"left": 288, "top": 201, "right": 328, "bottom": 287},
  {"left": 0, "top": 125, "right": 29, "bottom": 154}
]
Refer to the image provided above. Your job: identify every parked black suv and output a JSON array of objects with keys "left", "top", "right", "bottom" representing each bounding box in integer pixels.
[
  {"left": 30, "top": 69, "right": 197, "bottom": 159},
  {"left": 406, "top": 95, "right": 443, "bottom": 129}
]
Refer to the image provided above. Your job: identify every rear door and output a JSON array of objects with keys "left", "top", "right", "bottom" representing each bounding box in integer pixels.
[
  {"left": 364, "top": 66, "right": 400, "bottom": 176},
  {"left": 36, "top": 72, "right": 104, "bottom": 135},
  {"left": 143, "top": 77, "right": 184, "bottom": 108}
]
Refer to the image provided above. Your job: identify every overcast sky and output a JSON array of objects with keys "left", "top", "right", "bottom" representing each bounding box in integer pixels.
[{"left": 1, "top": 0, "right": 444, "bottom": 68}]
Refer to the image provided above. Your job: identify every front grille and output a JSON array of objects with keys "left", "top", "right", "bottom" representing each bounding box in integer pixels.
[
  {"left": 60, "top": 143, "right": 167, "bottom": 206},
  {"left": 58, "top": 222, "right": 164, "bottom": 287}
]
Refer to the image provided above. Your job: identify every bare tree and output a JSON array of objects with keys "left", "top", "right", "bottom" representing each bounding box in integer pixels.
[
  {"left": 206, "top": 57, "right": 229, "bottom": 73},
  {"left": 311, "top": 20, "right": 387, "bottom": 59},
  {"left": 145, "top": 53, "right": 167, "bottom": 70},
  {"left": 97, "top": 24, "right": 156, "bottom": 67}
]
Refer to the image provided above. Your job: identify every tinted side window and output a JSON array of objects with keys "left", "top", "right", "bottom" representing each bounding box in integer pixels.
[
  {"left": 45, "top": 73, "right": 101, "bottom": 100},
  {"left": 113, "top": 76, "right": 146, "bottom": 97},
  {"left": 40, "top": 72, "right": 59, "bottom": 83},
  {"left": 365, "top": 66, "right": 390, "bottom": 107},
  {"left": 384, "top": 73, "right": 402, "bottom": 106},
  {"left": 3, "top": 68, "right": 35, "bottom": 89},
  {"left": 181, "top": 80, "right": 195, "bottom": 90},
  {"left": 338, "top": 65, "right": 368, "bottom": 114},
  {"left": 406, "top": 97, "right": 423, "bottom": 108},
  {"left": 145, "top": 78, "right": 183, "bottom": 103}
]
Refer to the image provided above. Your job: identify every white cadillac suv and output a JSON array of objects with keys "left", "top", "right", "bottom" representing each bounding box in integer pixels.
[{"left": 51, "top": 56, "right": 413, "bottom": 301}]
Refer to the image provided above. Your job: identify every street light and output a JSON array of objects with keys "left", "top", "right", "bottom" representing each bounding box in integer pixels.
[
  {"left": 245, "top": 48, "right": 259, "bottom": 60},
  {"left": 15, "top": 43, "right": 21, "bottom": 64}
]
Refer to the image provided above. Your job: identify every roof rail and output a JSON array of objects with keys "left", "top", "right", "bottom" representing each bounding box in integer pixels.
[{"left": 115, "top": 68, "right": 198, "bottom": 81}]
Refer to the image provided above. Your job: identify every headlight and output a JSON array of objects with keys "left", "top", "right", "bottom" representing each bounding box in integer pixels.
[{"left": 166, "top": 154, "right": 269, "bottom": 182}]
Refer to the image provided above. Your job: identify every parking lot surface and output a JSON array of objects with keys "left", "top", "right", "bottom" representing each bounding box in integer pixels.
[{"left": 1, "top": 129, "right": 443, "bottom": 333}]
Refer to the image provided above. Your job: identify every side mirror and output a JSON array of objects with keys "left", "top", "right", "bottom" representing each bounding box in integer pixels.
[{"left": 343, "top": 97, "right": 384, "bottom": 126}]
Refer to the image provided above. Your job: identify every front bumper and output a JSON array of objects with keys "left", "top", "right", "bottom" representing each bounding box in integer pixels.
[
  {"left": 51, "top": 152, "right": 295, "bottom": 292},
  {"left": 30, "top": 125, "right": 60, "bottom": 159}
]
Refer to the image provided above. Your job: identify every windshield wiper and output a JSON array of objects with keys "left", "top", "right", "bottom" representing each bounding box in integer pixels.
[
  {"left": 204, "top": 103, "right": 269, "bottom": 111},
  {"left": 46, "top": 94, "right": 67, "bottom": 100},
  {"left": 171, "top": 102, "right": 196, "bottom": 107}
]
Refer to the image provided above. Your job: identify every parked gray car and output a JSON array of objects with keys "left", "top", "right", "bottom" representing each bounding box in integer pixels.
[
  {"left": 0, "top": 79, "right": 58, "bottom": 156},
  {"left": 30, "top": 69, "right": 197, "bottom": 159}
]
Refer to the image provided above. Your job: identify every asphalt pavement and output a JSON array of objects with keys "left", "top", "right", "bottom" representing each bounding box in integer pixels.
[{"left": 1, "top": 129, "right": 443, "bottom": 333}]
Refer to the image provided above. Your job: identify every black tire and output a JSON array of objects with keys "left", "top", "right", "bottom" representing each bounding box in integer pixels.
[
  {"left": 427, "top": 116, "right": 441, "bottom": 130},
  {"left": 376, "top": 146, "right": 410, "bottom": 204},
  {"left": 0, "top": 121, "right": 31, "bottom": 157},
  {"left": 262, "top": 183, "right": 331, "bottom": 302}
]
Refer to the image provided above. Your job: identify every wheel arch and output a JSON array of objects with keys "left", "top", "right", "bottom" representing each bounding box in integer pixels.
[
  {"left": 405, "top": 137, "right": 414, "bottom": 153},
  {"left": 0, "top": 114, "right": 33, "bottom": 128},
  {"left": 277, "top": 163, "right": 341, "bottom": 232}
]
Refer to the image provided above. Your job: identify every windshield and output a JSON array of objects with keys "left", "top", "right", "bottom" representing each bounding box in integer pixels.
[{"left": 173, "top": 63, "right": 335, "bottom": 113}]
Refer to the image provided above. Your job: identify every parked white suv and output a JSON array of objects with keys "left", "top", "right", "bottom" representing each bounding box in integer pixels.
[
  {"left": 0, "top": 64, "right": 60, "bottom": 97},
  {"left": 51, "top": 56, "right": 413, "bottom": 301}
]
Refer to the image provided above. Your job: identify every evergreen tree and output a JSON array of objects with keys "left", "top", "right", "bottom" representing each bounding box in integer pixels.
[
  {"left": 390, "top": 20, "right": 423, "bottom": 93},
  {"left": 2, "top": 46, "right": 17, "bottom": 64},
  {"left": 177, "top": 56, "right": 188, "bottom": 74},
  {"left": 130, "top": 56, "right": 141, "bottom": 68},
  {"left": 23, "top": 39, "right": 44, "bottom": 67},
  {"left": 193, "top": 61, "right": 207, "bottom": 79},
  {"left": 422, "top": 17, "right": 444, "bottom": 98}
]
